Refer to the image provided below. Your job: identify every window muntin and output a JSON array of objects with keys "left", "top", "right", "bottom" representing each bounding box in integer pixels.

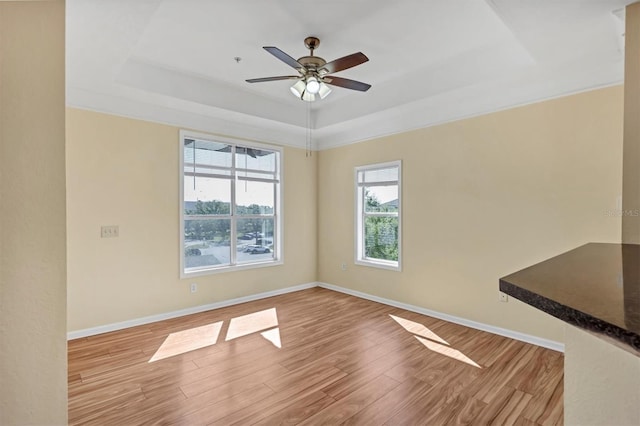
[
  {"left": 356, "top": 161, "right": 401, "bottom": 270},
  {"left": 181, "top": 132, "right": 281, "bottom": 276}
]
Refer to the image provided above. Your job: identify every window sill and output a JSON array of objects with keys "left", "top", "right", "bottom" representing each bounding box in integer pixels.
[
  {"left": 181, "top": 259, "right": 283, "bottom": 279},
  {"left": 355, "top": 259, "right": 401, "bottom": 272}
]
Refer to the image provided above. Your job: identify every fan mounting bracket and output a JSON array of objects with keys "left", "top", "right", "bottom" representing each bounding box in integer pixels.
[{"left": 304, "top": 36, "right": 320, "bottom": 52}]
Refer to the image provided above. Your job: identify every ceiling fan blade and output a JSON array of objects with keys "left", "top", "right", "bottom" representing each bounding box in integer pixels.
[
  {"left": 263, "top": 46, "right": 304, "bottom": 70},
  {"left": 320, "top": 52, "right": 369, "bottom": 75},
  {"left": 324, "top": 76, "right": 371, "bottom": 92},
  {"left": 246, "top": 76, "right": 300, "bottom": 83}
]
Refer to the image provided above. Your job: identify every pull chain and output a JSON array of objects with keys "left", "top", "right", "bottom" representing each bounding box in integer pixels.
[
  {"left": 306, "top": 101, "right": 312, "bottom": 157},
  {"left": 193, "top": 140, "right": 196, "bottom": 191}
]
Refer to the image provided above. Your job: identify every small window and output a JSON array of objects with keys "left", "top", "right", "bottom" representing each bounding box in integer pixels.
[
  {"left": 180, "top": 131, "right": 282, "bottom": 277},
  {"left": 355, "top": 161, "right": 401, "bottom": 270}
]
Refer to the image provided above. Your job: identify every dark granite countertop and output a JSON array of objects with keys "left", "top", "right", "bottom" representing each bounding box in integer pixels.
[{"left": 500, "top": 243, "right": 640, "bottom": 354}]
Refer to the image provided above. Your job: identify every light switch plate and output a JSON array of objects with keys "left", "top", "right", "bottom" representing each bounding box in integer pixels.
[{"left": 101, "top": 225, "right": 119, "bottom": 238}]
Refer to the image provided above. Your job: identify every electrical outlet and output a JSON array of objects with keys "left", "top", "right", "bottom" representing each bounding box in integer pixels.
[
  {"left": 341, "top": 262, "right": 347, "bottom": 271},
  {"left": 499, "top": 292, "right": 508, "bottom": 303},
  {"left": 101, "top": 225, "right": 119, "bottom": 238},
  {"left": 190, "top": 283, "right": 198, "bottom": 293}
]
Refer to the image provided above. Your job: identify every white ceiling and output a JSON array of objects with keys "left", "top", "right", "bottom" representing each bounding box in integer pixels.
[{"left": 67, "top": 0, "right": 632, "bottom": 150}]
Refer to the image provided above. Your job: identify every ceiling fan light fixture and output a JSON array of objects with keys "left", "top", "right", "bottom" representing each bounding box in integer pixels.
[
  {"left": 318, "top": 82, "right": 332, "bottom": 99},
  {"left": 290, "top": 79, "right": 326, "bottom": 102},
  {"left": 301, "top": 91, "right": 316, "bottom": 102},
  {"left": 305, "top": 76, "right": 320, "bottom": 94},
  {"left": 290, "top": 80, "right": 306, "bottom": 98}
]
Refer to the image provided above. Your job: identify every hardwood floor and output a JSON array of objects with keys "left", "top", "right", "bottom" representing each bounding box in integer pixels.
[{"left": 68, "top": 288, "right": 564, "bottom": 425}]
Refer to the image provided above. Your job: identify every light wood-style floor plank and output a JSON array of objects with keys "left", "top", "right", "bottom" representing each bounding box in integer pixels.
[{"left": 68, "top": 287, "right": 564, "bottom": 425}]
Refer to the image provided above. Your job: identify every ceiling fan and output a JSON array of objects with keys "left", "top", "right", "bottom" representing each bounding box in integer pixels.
[{"left": 246, "top": 36, "right": 371, "bottom": 102}]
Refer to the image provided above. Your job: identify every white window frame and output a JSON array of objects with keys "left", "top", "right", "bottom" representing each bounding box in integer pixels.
[
  {"left": 180, "top": 130, "right": 283, "bottom": 278},
  {"left": 355, "top": 160, "right": 402, "bottom": 271}
]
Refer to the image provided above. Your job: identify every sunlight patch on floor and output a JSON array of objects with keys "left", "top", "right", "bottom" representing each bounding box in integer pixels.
[
  {"left": 225, "top": 307, "right": 279, "bottom": 341},
  {"left": 149, "top": 321, "right": 223, "bottom": 363},
  {"left": 415, "top": 335, "right": 481, "bottom": 368},
  {"left": 260, "top": 327, "right": 282, "bottom": 348},
  {"left": 390, "top": 314, "right": 481, "bottom": 368},
  {"left": 389, "top": 314, "right": 449, "bottom": 345},
  {"left": 149, "top": 307, "right": 284, "bottom": 362}
]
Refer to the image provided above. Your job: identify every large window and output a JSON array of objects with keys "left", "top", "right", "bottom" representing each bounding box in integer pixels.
[
  {"left": 355, "top": 161, "right": 401, "bottom": 270},
  {"left": 180, "top": 131, "right": 281, "bottom": 276}
]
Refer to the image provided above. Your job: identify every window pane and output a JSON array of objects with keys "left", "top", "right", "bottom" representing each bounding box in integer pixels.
[
  {"left": 236, "top": 146, "right": 277, "bottom": 173},
  {"left": 184, "top": 218, "right": 231, "bottom": 269},
  {"left": 364, "top": 185, "right": 399, "bottom": 213},
  {"left": 236, "top": 180, "right": 274, "bottom": 215},
  {"left": 236, "top": 218, "right": 274, "bottom": 263},
  {"left": 361, "top": 167, "right": 398, "bottom": 183},
  {"left": 364, "top": 216, "right": 398, "bottom": 262},
  {"left": 184, "top": 139, "right": 232, "bottom": 168},
  {"left": 184, "top": 176, "right": 231, "bottom": 215}
]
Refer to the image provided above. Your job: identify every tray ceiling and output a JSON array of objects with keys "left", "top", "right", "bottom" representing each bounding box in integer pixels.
[{"left": 67, "top": 0, "right": 632, "bottom": 149}]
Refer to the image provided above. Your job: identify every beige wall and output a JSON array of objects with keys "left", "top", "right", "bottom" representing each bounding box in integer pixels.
[
  {"left": 564, "top": 325, "right": 640, "bottom": 425},
  {"left": 0, "top": 1, "right": 67, "bottom": 424},
  {"left": 67, "top": 79, "right": 623, "bottom": 345},
  {"left": 66, "top": 108, "right": 317, "bottom": 332},
  {"left": 318, "top": 86, "right": 623, "bottom": 343},
  {"left": 68, "top": 86, "right": 623, "bottom": 343}
]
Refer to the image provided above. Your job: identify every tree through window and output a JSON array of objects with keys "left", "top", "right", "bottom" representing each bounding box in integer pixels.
[{"left": 356, "top": 161, "right": 401, "bottom": 270}]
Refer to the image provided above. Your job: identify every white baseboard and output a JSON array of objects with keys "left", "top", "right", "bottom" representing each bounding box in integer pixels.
[
  {"left": 68, "top": 280, "right": 564, "bottom": 353},
  {"left": 67, "top": 282, "right": 317, "bottom": 340},
  {"left": 317, "top": 282, "right": 565, "bottom": 353}
]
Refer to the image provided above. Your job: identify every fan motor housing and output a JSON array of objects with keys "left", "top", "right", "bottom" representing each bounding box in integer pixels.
[{"left": 298, "top": 55, "right": 326, "bottom": 70}]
